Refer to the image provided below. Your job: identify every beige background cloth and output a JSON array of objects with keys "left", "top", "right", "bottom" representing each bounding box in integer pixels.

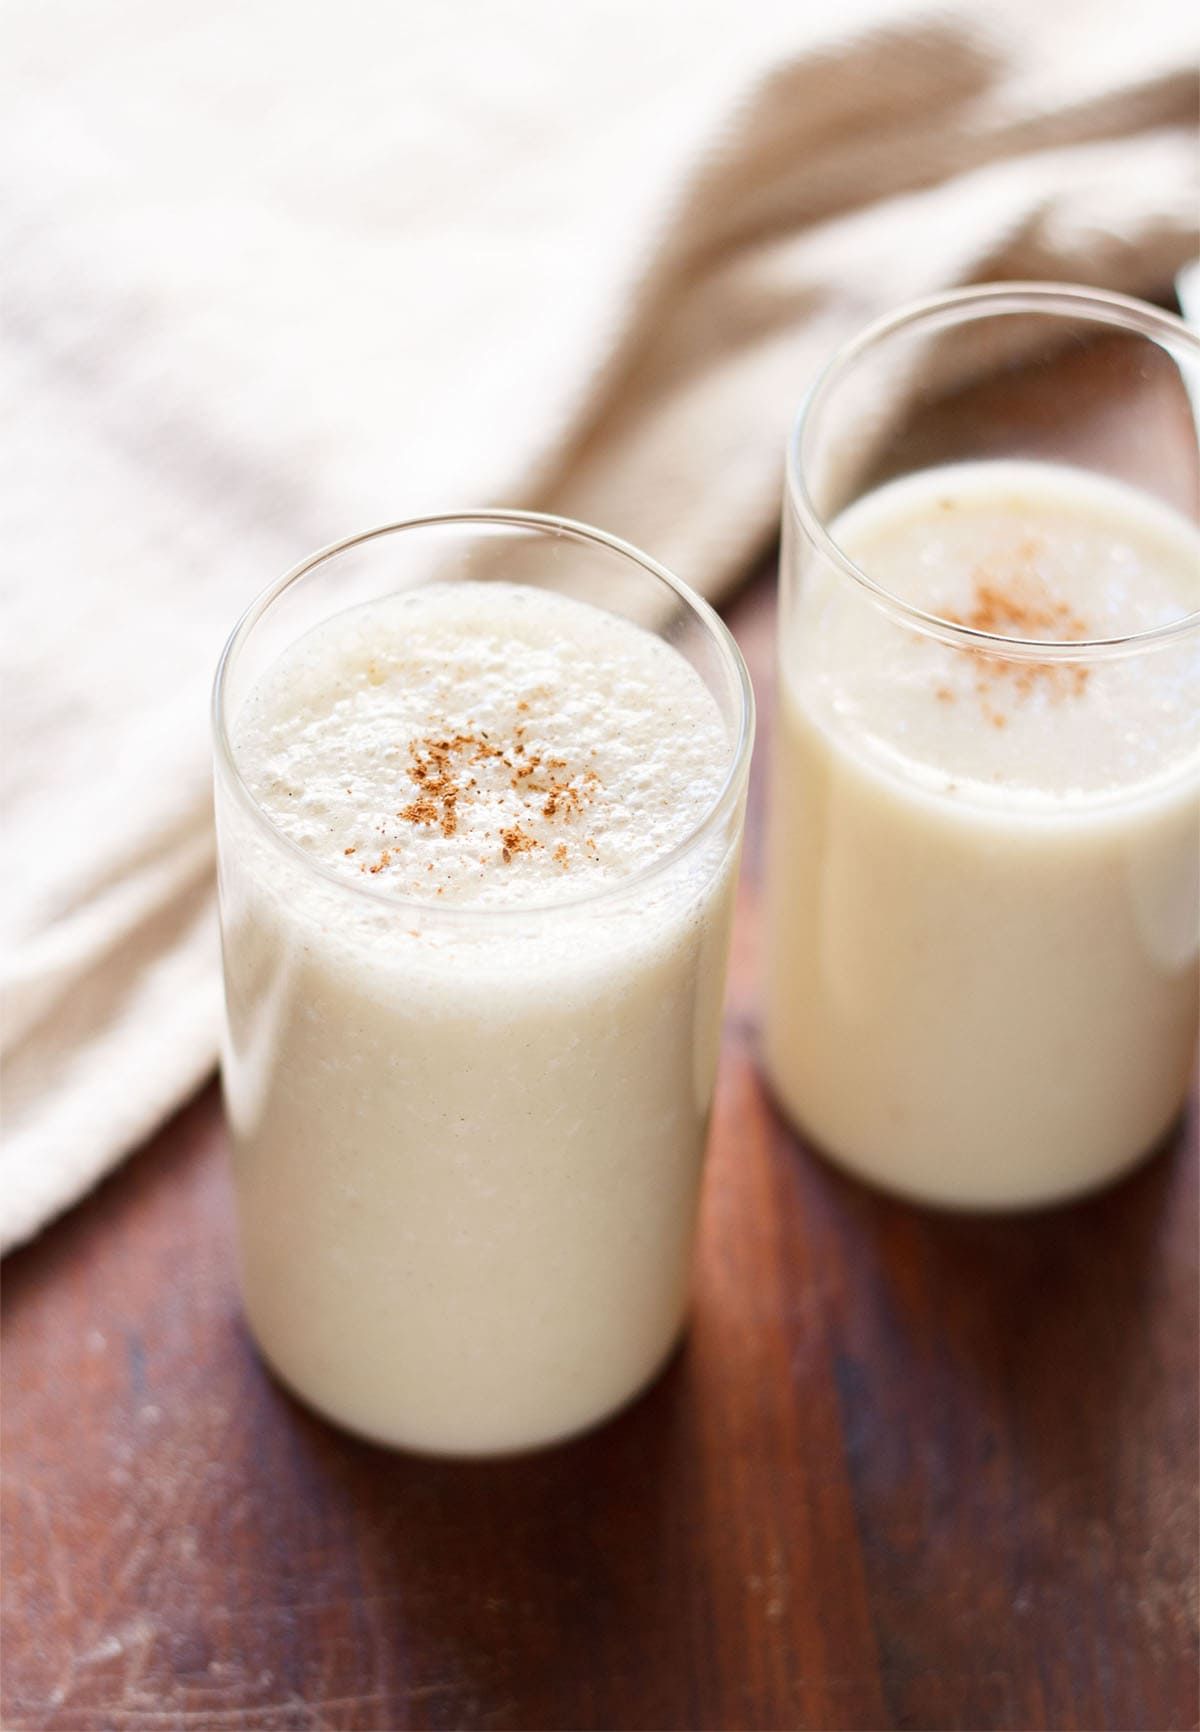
[{"left": 3, "top": 0, "right": 1197, "bottom": 1253}]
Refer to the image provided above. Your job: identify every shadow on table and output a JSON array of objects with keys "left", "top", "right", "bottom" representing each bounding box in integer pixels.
[
  {"left": 804, "top": 1110, "right": 1192, "bottom": 1469},
  {"left": 267, "top": 1326, "right": 716, "bottom": 1730},
  {"left": 772, "top": 1102, "right": 1197, "bottom": 1685}
]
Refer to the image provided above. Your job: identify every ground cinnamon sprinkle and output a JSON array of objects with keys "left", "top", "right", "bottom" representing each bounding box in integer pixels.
[
  {"left": 500, "top": 824, "right": 538, "bottom": 864},
  {"left": 397, "top": 732, "right": 501, "bottom": 838},
  {"left": 942, "top": 542, "right": 1092, "bottom": 716},
  {"left": 375, "top": 709, "right": 608, "bottom": 877},
  {"left": 953, "top": 577, "right": 1088, "bottom": 639},
  {"left": 543, "top": 770, "right": 599, "bottom": 820},
  {"left": 398, "top": 793, "right": 440, "bottom": 829}
]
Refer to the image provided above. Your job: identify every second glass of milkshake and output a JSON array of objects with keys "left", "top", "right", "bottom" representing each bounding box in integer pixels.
[
  {"left": 764, "top": 285, "right": 1200, "bottom": 1210},
  {"left": 214, "top": 513, "right": 753, "bottom": 1456}
]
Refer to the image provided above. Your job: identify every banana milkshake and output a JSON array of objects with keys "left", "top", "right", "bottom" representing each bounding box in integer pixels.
[
  {"left": 216, "top": 537, "right": 751, "bottom": 1455},
  {"left": 765, "top": 459, "right": 1200, "bottom": 1208}
]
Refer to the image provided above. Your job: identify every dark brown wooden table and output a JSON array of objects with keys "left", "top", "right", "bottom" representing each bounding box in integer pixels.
[{"left": 4, "top": 340, "right": 1198, "bottom": 1732}]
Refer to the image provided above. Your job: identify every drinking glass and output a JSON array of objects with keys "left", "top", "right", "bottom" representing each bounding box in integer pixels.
[
  {"left": 764, "top": 285, "right": 1200, "bottom": 1209},
  {"left": 214, "top": 512, "right": 753, "bottom": 1453}
]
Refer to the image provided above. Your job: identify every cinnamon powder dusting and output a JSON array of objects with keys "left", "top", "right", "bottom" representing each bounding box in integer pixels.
[
  {"left": 943, "top": 541, "right": 1092, "bottom": 725},
  {"left": 397, "top": 733, "right": 501, "bottom": 838},
  {"left": 500, "top": 824, "right": 538, "bottom": 863},
  {"left": 362, "top": 714, "right": 604, "bottom": 881}
]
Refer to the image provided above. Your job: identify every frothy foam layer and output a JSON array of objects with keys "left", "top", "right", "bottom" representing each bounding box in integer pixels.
[
  {"left": 803, "top": 461, "right": 1200, "bottom": 803},
  {"left": 233, "top": 582, "right": 730, "bottom": 906}
]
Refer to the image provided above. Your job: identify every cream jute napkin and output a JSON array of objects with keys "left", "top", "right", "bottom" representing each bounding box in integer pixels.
[{"left": 2, "top": 0, "right": 1197, "bottom": 1252}]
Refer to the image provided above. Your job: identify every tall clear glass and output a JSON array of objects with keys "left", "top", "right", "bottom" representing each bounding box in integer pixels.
[
  {"left": 213, "top": 513, "right": 753, "bottom": 1455},
  {"left": 764, "top": 285, "right": 1200, "bottom": 1210}
]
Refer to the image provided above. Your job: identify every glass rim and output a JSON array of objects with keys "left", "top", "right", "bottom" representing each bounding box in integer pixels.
[
  {"left": 212, "top": 508, "right": 755, "bottom": 922},
  {"left": 786, "top": 281, "right": 1200, "bottom": 664}
]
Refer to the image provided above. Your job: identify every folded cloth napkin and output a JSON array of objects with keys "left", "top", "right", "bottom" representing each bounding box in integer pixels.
[{"left": 2, "top": 0, "right": 1196, "bottom": 1253}]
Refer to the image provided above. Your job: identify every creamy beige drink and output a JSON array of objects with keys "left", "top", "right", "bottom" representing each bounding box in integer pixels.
[
  {"left": 217, "top": 557, "right": 750, "bottom": 1455},
  {"left": 765, "top": 459, "right": 1200, "bottom": 1208}
]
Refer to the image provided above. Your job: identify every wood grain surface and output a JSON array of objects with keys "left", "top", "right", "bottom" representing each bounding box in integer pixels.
[{"left": 3, "top": 338, "right": 1198, "bottom": 1732}]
